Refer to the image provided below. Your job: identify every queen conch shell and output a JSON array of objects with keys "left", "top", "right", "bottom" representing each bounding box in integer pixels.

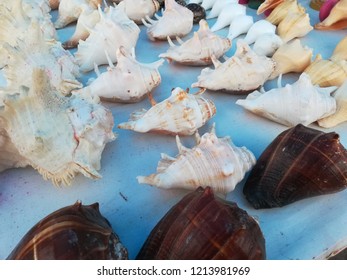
[
  {"left": 304, "top": 54, "right": 347, "bottom": 87},
  {"left": 142, "top": 0, "right": 193, "bottom": 41},
  {"left": 236, "top": 73, "right": 337, "bottom": 127},
  {"left": 118, "top": 87, "right": 216, "bottom": 135},
  {"left": 315, "top": 0, "right": 347, "bottom": 30},
  {"left": 137, "top": 124, "right": 256, "bottom": 194},
  {"left": 75, "top": 46, "right": 164, "bottom": 103},
  {"left": 159, "top": 19, "right": 231, "bottom": 66},
  {"left": 191, "top": 40, "right": 276, "bottom": 94},
  {"left": 318, "top": 80, "right": 347, "bottom": 128},
  {"left": 117, "top": 0, "right": 160, "bottom": 24},
  {"left": 266, "top": 0, "right": 305, "bottom": 25},
  {"left": 0, "top": 68, "right": 115, "bottom": 186},
  {"left": 75, "top": 5, "right": 140, "bottom": 72},
  {"left": 331, "top": 36, "right": 347, "bottom": 61}
]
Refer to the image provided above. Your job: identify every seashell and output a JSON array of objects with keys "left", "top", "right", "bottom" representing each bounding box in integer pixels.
[
  {"left": 304, "top": 54, "right": 347, "bottom": 87},
  {"left": 315, "top": 0, "right": 347, "bottom": 30},
  {"left": 75, "top": 5, "right": 140, "bottom": 72},
  {"left": 243, "top": 124, "right": 347, "bottom": 208},
  {"left": 210, "top": 3, "right": 246, "bottom": 32},
  {"left": 252, "top": 33, "right": 283, "bottom": 57},
  {"left": 49, "top": 0, "right": 61, "bottom": 9},
  {"left": 142, "top": 0, "right": 193, "bottom": 41},
  {"left": 206, "top": 0, "right": 234, "bottom": 19},
  {"left": 266, "top": 0, "right": 306, "bottom": 25},
  {"left": 201, "top": 0, "right": 217, "bottom": 10},
  {"left": 137, "top": 187, "right": 266, "bottom": 260},
  {"left": 191, "top": 40, "right": 276, "bottom": 94},
  {"left": 269, "top": 39, "right": 313, "bottom": 79},
  {"left": 244, "top": 19, "right": 277, "bottom": 45},
  {"left": 117, "top": 0, "right": 160, "bottom": 24},
  {"left": 76, "top": 46, "right": 164, "bottom": 103},
  {"left": 319, "top": 0, "right": 340, "bottom": 21},
  {"left": 159, "top": 19, "right": 231, "bottom": 66},
  {"left": 7, "top": 201, "right": 128, "bottom": 260},
  {"left": 257, "top": 0, "right": 283, "bottom": 14},
  {"left": 330, "top": 36, "right": 347, "bottom": 61},
  {"left": 54, "top": 0, "right": 102, "bottom": 29},
  {"left": 227, "top": 15, "right": 254, "bottom": 40},
  {"left": 277, "top": 11, "right": 313, "bottom": 43},
  {"left": 309, "top": 0, "right": 326, "bottom": 10},
  {"left": 0, "top": 68, "right": 115, "bottom": 186},
  {"left": 236, "top": 73, "right": 337, "bottom": 127},
  {"left": 118, "top": 87, "right": 216, "bottom": 135},
  {"left": 318, "top": 80, "right": 347, "bottom": 128},
  {"left": 137, "top": 124, "right": 256, "bottom": 194},
  {"left": 186, "top": 3, "right": 206, "bottom": 23}
]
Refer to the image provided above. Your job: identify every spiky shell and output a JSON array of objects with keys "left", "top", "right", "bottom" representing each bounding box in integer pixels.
[
  {"left": 142, "top": 0, "right": 193, "bottom": 41},
  {"left": 236, "top": 73, "right": 337, "bottom": 127},
  {"left": 137, "top": 125, "right": 256, "bottom": 194},
  {"left": 76, "top": 46, "right": 164, "bottom": 103},
  {"left": 159, "top": 19, "right": 231, "bottom": 66},
  {"left": 331, "top": 36, "right": 347, "bottom": 61},
  {"left": 191, "top": 40, "right": 276, "bottom": 94},
  {"left": 315, "top": 0, "right": 347, "bottom": 30},
  {"left": 0, "top": 68, "right": 115, "bottom": 186},
  {"left": 266, "top": 0, "right": 305, "bottom": 25},
  {"left": 117, "top": 0, "right": 160, "bottom": 24},
  {"left": 118, "top": 87, "right": 216, "bottom": 135}
]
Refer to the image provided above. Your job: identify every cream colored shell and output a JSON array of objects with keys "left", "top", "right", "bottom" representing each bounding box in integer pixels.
[
  {"left": 266, "top": 0, "right": 305, "bottom": 25},
  {"left": 117, "top": 0, "right": 160, "bottom": 24},
  {"left": 331, "top": 36, "right": 347, "bottom": 61}
]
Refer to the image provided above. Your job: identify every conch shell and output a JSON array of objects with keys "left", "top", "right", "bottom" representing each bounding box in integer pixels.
[
  {"left": 142, "top": 0, "right": 193, "bottom": 41},
  {"left": 257, "top": 0, "right": 284, "bottom": 14},
  {"left": 206, "top": 0, "right": 235, "bottom": 19},
  {"left": 76, "top": 46, "right": 164, "bottom": 103},
  {"left": 236, "top": 73, "right": 337, "bottom": 127},
  {"left": 137, "top": 124, "right": 256, "bottom": 194},
  {"left": 118, "top": 87, "right": 216, "bottom": 135},
  {"left": 191, "top": 40, "right": 276, "bottom": 94},
  {"left": 210, "top": 3, "right": 246, "bottom": 32},
  {"left": 331, "top": 36, "right": 347, "bottom": 61},
  {"left": 0, "top": 68, "right": 115, "bottom": 186},
  {"left": 117, "top": 0, "right": 160, "bottom": 24},
  {"left": 243, "top": 19, "right": 277, "bottom": 45},
  {"left": 227, "top": 15, "right": 254, "bottom": 40},
  {"left": 137, "top": 187, "right": 266, "bottom": 260},
  {"left": 315, "top": 0, "right": 347, "bottom": 30},
  {"left": 159, "top": 19, "right": 231, "bottom": 66},
  {"left": 266, "top": 0, "right": 305, "bottom": 25},
  {"left": 318, "top": 80, "right": 347, "bottom": 128},
  {"left": 243, "top": 124, "right": 347, "bottom": 208},
  {"left": 252, "top": 33, "right": 283, "bottom": 57}
]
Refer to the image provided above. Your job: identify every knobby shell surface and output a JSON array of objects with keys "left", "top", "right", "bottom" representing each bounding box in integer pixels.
[
  {"left": 137, "top": 187, "right": 266, "bottom": 260},
  {"left": 7, "top": 201, "right": 128, "bottom": 260},
  {"left": 243, "top": 124, "right": 347, "bottom": 209}
]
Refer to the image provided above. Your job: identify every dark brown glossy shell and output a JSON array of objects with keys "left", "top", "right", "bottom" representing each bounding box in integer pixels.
[
  {"left": 243, "top": 124, "right": 347, "bottom": 209},
  {"left": 186, "top": 3, "right": 206, "bottom": 24},
  {"left": 136, "top": 187, "right": 266, "bottom": 260},
  {"left": 7, "top": 201, "right": 128, "bottom": 260}
]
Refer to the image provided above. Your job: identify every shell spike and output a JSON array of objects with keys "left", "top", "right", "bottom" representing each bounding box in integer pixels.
[
  {"left": 147, "top": 92, "right": 157, "bottom": 106},
  {"left": 136, "top": 175, "right": 155, "bottom": 186},
  {"left": 104, "top": 50, "right": 114, "bottom": 68},
  {"left": 103, "top": 0, "right": 108, "bottom": 9},
  {"left": 147, "top": 58, "right": 165, "bottom": 69},
  {"left": 141, "top": 18, "right": 152, "bottom": 27},
  {"left": 94, "top": 63, "right": 101, "bottom": 77},
  {"left": 154, "top": 13, "right": 161, "bottom": 20},
  {"left": 145, "top": 15, "right": 157, "bottom": 25},
  {"left": 167, "top": 36, "right": 176, "bottom": 47},
  {"left": 211, "top": 54, "right": 222, "bottom": 68},
  {"left": 210, "top": 122, "right": 216, "bottom": 135},
  {"left": 194, "top": 131, "right": 201, "bottom": 144},
  {"left": 176, "top": 135, "right": 188, "bottom": 154},
  {"left": 176, "top": 36, "right": 184, "bottom": 45},
  {"left": 192, "top": 88, "right": 206, "bottom": 95},
  {"left": 277, "top": 74, "right": 283, "bottom": 88}
]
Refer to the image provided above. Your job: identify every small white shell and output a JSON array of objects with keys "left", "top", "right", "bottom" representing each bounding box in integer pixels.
[
  {"left": 236, "top": 73, "right": 337, "bottom": 127},
  {"left": 210, "top": 3, "right": 246, "bottom": 32},
  {"left": 117, "top": 0, "right": 160, "bottom": 24},
  {"left": 118, "top": 87, "right": 216, "bottom": 135},
  {"left": 244, "top": 19, "right": 277, "bottom": 45},
  {"left": 227, "top": 15, "right": 254, "bottom": 41},
  {"left": 137, "top": 124, "right": 256, "bottom": 194},
  {"left": 253, "top": 33, "right": 283, "bottom": 57},
  {"left": 207, "top": 0, "right": 236, "bottom": 19}
]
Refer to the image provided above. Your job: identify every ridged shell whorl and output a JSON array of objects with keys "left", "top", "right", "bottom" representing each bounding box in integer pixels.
[
  {"left": 7, "top": 201, "right": 128, "bottom": 260},
  {"left": 137, "top": 187, "right": 266, "bottom": 260},
  {"left": 243, "top": 124, "right": 347, "bottom": 209}
]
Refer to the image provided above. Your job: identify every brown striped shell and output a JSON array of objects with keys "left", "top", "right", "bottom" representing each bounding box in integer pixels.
[
  {"left": 7, "top": 201, "right": 128, "bottom": 260},
  {"left": 136, "top": 187, "right": 266, "bottom": 260},
  {"left": 243, "top": 124, "right": 347, "bottom": 209}
]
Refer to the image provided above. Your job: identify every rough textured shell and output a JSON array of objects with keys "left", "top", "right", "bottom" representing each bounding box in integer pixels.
[
  {"left": 137, "top": 125, "right": 256, "bottom": 194},
  {"left": 7, "top": 201, "right": 128, "bottom": 260},
  {"left": 117, "top": 0, "right": 160, "bottom": 24},
  {"left": 159, "top": 19, "right": 231, "bottom": 66},
  {"left": 266, "top": 0, "right": 305, "bottom": 25},
  {"left": 118, "top": 87, "right": 216, "bottom": 135},
  {"left": 137, "top": 187, "right": 266, "bottom": 260},
  {"left": 243, "top": 124, "right": 347, "bottom": 208},
  {"left": 236, "top": 73, "right": 337, "bottom": 126},
  {"left": 315, "top": 0, "right": 347, "bottom": 30}
]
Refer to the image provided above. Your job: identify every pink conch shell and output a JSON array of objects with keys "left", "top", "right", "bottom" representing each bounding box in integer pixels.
[
  {"left": 159, "top": 19, "right": 231, "bottom": 66},
  {"left": 137, "top": 124, "right": 256, "bottom": 194},
  {"left": 315, "top": 0, "right": 347, "bottom": 30},
  {"left": 118, "top": 87, "right": 216, "bottom": 135},
  {"left": 117, "top": 0, "right": 160, "bottom": 24},
  {"left": 142, "top": 0, "right": 193, "bottom": 41}
]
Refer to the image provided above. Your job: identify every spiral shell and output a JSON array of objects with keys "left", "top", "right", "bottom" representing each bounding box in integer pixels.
[
  {"left": 137, "top": 187, "right": 266, "bottom": 260},
  {"left": 315, "top": 0, "right": 347, "bottom": 30},
  {"left": 266, "top": 0, "right": 305, "bottom": 25},
  {"left": 7, "top": 201, "right": 128, "bottom": 260}
]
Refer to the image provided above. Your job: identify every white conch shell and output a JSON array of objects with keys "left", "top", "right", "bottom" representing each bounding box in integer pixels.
[
  {"left": 227, "top": 15, "right": 254, "bottom": 41},
  {"left": 118, "top": 87, "right": 216, "bottom": 135},
  {"left": 236, "top": 73, "right": 337, "bottom": 127},
  {"left": 315, "top": 0, "right": 347, "bottom": 30},
  {"left": 331, "top": 36, "right": 347, "bottom": 61},
  {"left": 318, "top": 80, "right": 347, "bottom": 128},
  {"left": 277, "top": 11, "right": 313, "bottom": 43},
  {"left": 54, "top": 0, "right": 101, "bottom": 29},
  {"left": 75, "top": 5, "right": 140, "bottom": 72},
  {"left": 142, "top": 0, "right": 193, "bottom": 41},
  {"left": 210, "top": 3, "right": 246, "bottom": 32},
  {"left": 159, "top": 19, "right": 231, "bottom": 66},
  {"left": 206, "top": 0, "right": 237, "bottom": 19},
  {"left": 0, "top": 68, "right": 115, "bottom": 186},
  {"left": 253, "top": 33, "right": 283, "bottom": 57},
  {"left": 137, "top": 124, "right": 256, "bottom": 194},
  {"left": 76, "top": 46, "right": 164, "bottom": 103},
  {"left": 266, "top": 0, "right": 305, "bottom": 25},
  {"left": 117, "top": 0, "right": 160, "bottom": 24},
  {"left": 191, "top": 40, "right": 276, "bottom": 93},
  {"left": 270, "top": 39, "right": 313, "bottom": 79},
  {"left": 201, "top": 0, "right": 218, "bottom": 10},
  {"left": 244, "top": 19, "right": 277, "bottom": 45}
]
